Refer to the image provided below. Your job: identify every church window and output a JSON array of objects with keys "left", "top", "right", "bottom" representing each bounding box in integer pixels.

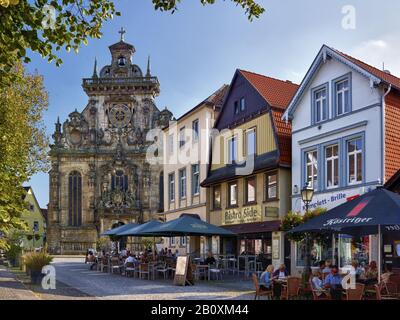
[
  {"left": 112, "top": 170, "right": 128, "bottom": 192},
  {"left": 68, "top": 171, "right": 82, "bottom": 227}
]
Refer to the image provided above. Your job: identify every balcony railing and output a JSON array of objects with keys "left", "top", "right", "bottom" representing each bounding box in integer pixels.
[{"left": 82, "top": 76, "right": 159, "bottom": 86}]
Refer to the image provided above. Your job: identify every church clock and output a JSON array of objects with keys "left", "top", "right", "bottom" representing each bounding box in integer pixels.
[{"left": 108, "top": 105, "right": 132, "bottom": 128}]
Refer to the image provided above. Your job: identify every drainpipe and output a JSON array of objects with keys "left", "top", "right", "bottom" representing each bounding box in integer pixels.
[{"left": 382, "top": 84, "right": 392, "bottom": 184}]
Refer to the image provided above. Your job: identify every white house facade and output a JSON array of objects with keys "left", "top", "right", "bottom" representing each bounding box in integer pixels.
[{"left": 283, "top": 45, "right": 400, "bottom": 274}]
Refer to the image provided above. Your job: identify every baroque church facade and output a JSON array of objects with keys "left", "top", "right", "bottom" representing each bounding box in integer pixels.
[{"left": 47, "top": 31, "right": 173, "bottom": 254}]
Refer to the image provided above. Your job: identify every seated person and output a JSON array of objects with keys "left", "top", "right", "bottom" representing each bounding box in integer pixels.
[
  {"left": 319, "top": 260, "right": 326, "bottom": 272},
  {"left": 363, "top": 261, "right": 378, "bottom": 285},
  {"left": 166, "top": 249, "right": 173, "bottom": 258},
  {"left": 324, "top": 265, "right": 343, "bottom": 300},
  {"left": 273, "top": 264, "right": 288, "bottom": 279},
  {"left": 205, "top": 251, "right": 216, "bottom": 265},
  {"left": 322, "top": 259, "right": 332, "bottom": 275},
  {"left": 259, "top": 265, "right": 274, "bottom": 291},
  {"left": 125, "top": 254, "right": 138, "bottom": 266},
  {"left": 312, "top": 270, "right": 329, "bottom": 298},
  {"left": 350, "top": 260, "right": 365, "bottom": 281}
]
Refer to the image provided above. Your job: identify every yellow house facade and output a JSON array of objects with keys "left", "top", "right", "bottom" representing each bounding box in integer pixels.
[
  {"left": 202, "top": 69, "right": 298, "bottom": 269},
  {"left": 21, "top": 186, "right": 46, "bottom": 250}
]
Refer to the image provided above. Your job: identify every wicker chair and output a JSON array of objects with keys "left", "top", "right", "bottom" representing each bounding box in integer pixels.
[
  {"left": 309, "top": 279, "right": 331, "bottom": 300},
  {"left": 252, "top": 273, "right": 273, "bottom": 300},
  {"left": 110, "top": 257, "right": 122, "bottom": 274},
  {"left": 139, "top": 263, "right": 150, "bottom": 280},
  {"left": 346, "top": 283, "right": 365, "bottom": 300},
  {"left": 100, "top": 256, "right": 109, "bottom": 273},
  {"left": 281, "top": 277, "right": 301, "bottom": 300}
]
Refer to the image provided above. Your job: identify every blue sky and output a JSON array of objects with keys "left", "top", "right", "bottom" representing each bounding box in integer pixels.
[{"left": 27, "top": 0, "right": 400, "bottom": 206}]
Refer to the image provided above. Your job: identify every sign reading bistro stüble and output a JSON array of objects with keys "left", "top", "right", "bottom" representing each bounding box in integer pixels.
[{"left": 223, "top": 205, "right": 262, "bottom": 225}]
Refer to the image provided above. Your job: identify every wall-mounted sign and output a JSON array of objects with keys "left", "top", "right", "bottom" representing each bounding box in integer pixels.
[
  {"left": 223, "top": 205, "right": 262, "bottom": 225},
  {"left": 265, "top": 207, "right": 279, "bottom": 219},
  {"left": 272, "top": 233, "right": 280, "bottom": 260}
]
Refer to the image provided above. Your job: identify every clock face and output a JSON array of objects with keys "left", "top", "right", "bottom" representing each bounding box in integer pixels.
[{"left": 109, "top": 105, "right": 132, "bottom": 128}]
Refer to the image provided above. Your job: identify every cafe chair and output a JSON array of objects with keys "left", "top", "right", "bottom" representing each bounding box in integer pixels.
[
  {"left": 346, "top": 283, "right": 365, "bottom": 300},
  {"left": 281, "top": 277, "right": 301, "bottom": 300},
  {"left": 209, "top": 262, "right": 223, "bottom": 280},
  {"left": 125, "top": 262, "right": 135, "bottom": 278},
  {"left": 309, "top": 279, "right": 331, "bottom": 300},
  {"left": 139, "top": 263, "right": 151, "bottom": 280},
  {"left": 100, "top": 256, "right": 109, "bottom": 273},
  {"left": 252, "top": 274, "right": 273, "bottom": 300},
  {"left": 156, "top": 262, "right": 169, "bottom": 280},
  {"left": 375, "top": 283, "right": 398, "bottom": 300},
  {"left": 110, "top": 257, "right": 122, "bottom": 274}
]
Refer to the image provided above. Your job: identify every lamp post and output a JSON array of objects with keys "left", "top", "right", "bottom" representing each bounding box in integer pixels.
[{"left": 301, "top": 183, "right": 314, "bottom": 283}]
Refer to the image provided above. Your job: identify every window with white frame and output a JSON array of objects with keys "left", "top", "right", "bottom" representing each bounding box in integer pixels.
[
  {"left": 192, "top": 119, "right": 199, "bottom": 142},
  {"left": 168, "top": 134, "right": 174, "bottom": 154},
  {"left": 192, "top": 164, "right": 200, "bottom": 196},
  {"left": 179, "top": 168, "right": 187, "bottom": 199},
  {"left": 227, "top": 136, "right": 237, "bottom": 164},
  {"left": 306, "top": 150, "right": 318, "bottom": 189},
  {"left": 265, "top": 172, "right": 278, "bottom": 200},
  {"left": 313, "top": 87, "right": 328, "bottom": 123},
  {"left": 168, "top": 172, "right": 175, "bottom": 202},
  {"left": 240, "top": 97, "right": 246, "bottom": 112},
  {"left": 325, "top": 144, "right": 339, "bottom": 189},
  {"left": 347, "top": 138, "right": 363, "bottom": 184},
  {"left": 170, "top": 237, "right": 176, "bottom": 246},
  {"left": 335, "top": 78, "right": 351, "bottom": 116},
  {"left": 245, "top": 128, "right": 256, "bottom": 156},
  {"left": 179, "top": 127, "right": 186, "bottom": 148},
  {"left": 228, "top": 181, "right": 238, "bottom": 207},
  {"left": 245, "top": 176, "right": 256, "bottom": 204},
  {"left": 180, "top": 236, "right": 186, "bottom": 246}
]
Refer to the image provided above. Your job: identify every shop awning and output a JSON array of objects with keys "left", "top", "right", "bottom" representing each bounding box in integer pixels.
[
  {"left": 101, "top": 223, "right": 138, "bottom": 236},
  {"left": 222, "top": 220, "right": 281, "bottom": 235}
]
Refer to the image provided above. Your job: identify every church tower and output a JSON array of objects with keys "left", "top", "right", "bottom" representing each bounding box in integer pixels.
[{"left": 47, "top": 29, "right": 173, "bottom": 254}]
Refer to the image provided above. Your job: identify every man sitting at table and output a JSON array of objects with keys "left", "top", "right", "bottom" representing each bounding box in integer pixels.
[
  {"left": 205, "top": 251, "right": 216, "bottom": 265},
  {"left": 125, "top": 254, "right": 138, "bottom": 266},
  {"left": 324, "top": 265, "right": 343, "bottom": 300},
  {"left": 273, "top": 264, "right": 288, "bottom": 279}
]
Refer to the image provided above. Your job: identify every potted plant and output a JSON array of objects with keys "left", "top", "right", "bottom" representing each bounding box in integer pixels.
[{"left": 23, "top": 251, "right": 53, "bottom": 284}]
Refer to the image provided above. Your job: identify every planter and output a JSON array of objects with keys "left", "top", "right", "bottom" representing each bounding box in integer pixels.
[{"left": 30, "top": 270, "right": 45, "bottom": 284}]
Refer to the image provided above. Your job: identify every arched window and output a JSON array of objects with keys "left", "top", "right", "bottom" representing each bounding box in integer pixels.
[
  {"left": 112, "top": 170, "right": 128, "bottom": 192},
  {"left": 68, "top": 171, "right": 82, "bottom": 226}
]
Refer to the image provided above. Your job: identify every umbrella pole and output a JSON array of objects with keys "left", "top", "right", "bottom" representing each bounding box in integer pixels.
[{"left": 378, "top": 225, "right": 382, "bottom": 284}]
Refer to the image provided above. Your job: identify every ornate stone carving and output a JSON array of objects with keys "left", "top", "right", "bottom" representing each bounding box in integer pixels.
[{"left": 63, "top": 110, "right": 89, "bottom": 147}]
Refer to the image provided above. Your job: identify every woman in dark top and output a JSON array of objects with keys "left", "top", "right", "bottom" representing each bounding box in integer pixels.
[{"left": 205, "top": 251, "right": 216, "bottom": 265}]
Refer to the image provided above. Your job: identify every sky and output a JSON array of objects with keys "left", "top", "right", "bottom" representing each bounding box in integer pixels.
[{"left": 26, "top": 0, "right": 400, "bottom": 207}]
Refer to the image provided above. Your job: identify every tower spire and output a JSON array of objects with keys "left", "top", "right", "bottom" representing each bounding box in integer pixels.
[
  {"left": 92, "top": 57, "right": 98, "bottom": 78},
  {"left": 146, "top": 55, "right": 151, "bottom": 77}
]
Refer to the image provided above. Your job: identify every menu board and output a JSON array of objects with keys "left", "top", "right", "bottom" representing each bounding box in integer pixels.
[{"left": 174, "top": 256, "right": 194, "bottom": 286}]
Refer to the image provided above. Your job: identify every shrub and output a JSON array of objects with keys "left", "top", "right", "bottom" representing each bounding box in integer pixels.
[{"left": 23, "top": 251, "right": 52, "bottom": 272}]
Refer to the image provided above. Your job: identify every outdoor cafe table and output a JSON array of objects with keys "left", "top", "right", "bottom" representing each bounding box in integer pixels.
[{"left": 272, "top": 278, "right": 287, "bottom": 298}]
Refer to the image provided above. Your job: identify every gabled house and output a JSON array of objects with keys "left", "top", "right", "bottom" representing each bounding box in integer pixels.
[
  {"left": 21, "top": 186, "right": 47, "bottom": 250},
  {"left": 202, "top": 69, "right": 298, "bottom": 268},
  {"left": 283, "top": 44, "right": 400, "bottom": 273}
]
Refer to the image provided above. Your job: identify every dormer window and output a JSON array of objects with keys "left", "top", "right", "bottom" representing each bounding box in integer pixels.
[
  {"left": 118, "top": 56, "right": 126, "bottom": 66},
  {"left": 312, "top": 84, "right": 329, "bottom": 124}
]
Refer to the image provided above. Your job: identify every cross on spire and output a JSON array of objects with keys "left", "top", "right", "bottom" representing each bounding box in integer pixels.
[{"left": 118, "top": 27, "right": 126, "bottom": 42}]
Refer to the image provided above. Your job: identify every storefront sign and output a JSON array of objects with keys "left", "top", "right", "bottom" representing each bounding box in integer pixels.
[
  {"left": 295, "top": 186, "right": 378, "bottom": 213},
  {"left": 223, "top": 205, "right": 262, "bottom": 225}
]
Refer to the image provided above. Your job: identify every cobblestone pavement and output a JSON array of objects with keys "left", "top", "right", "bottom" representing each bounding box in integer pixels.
[
  {"left": 0, "top": 266, "right": 38, "bottom": 300},
  {"left": 52, "top": 257, "right": 255, "bottom": 300}
]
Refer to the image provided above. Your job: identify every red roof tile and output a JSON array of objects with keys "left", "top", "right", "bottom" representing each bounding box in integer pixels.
[
  {"left": 332, "top": 48, "right": 400, "bottom": 90},
  {"left": 239, "top": 69, "right": 299, "bottom": 109},
  {"left": 271, "top": 109, "right": 292, "bottom": 166},
  {"left": 239, "top": 70, "right": 298, "bottom": 166}
]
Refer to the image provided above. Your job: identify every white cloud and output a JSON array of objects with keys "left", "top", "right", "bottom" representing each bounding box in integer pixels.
[{"left": 350, "top": 36, "right": 400, "bottom": 75}]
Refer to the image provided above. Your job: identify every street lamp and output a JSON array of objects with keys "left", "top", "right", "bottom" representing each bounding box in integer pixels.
[{"left": 301, "top": 183, "right": 314, "bottom": 284}]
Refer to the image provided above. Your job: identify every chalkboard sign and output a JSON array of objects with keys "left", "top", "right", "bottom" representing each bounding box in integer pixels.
[{"left": 174, "top": 256, "right": 194, "bottom": 286}]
